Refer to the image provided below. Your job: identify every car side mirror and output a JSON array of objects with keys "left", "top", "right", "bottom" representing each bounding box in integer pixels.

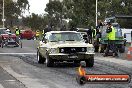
[{"left": 42, "top": 38, "right": 47, "bottom": 43}]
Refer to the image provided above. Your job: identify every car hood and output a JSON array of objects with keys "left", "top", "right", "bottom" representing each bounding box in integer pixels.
[{"left": 47, "top": 41, "right": 93, "bottom": 48}]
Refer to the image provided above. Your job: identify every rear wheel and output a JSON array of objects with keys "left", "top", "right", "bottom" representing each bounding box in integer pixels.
[
  {"left": 85, "top": 57, "right": 94, "bottom": 67},
  {"left": 37, "top": 50, "right": 45, "bottom": 64}
]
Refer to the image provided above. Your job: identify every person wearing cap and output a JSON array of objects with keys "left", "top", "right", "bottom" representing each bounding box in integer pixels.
[
  {"left": 104, "top": 22, "right": 118, "bottom": 57},
  {"left": 93, "top": 27, "right": 101, "bottom": 52},
  {"left": 87, "top": 28, "right": 93, "bottom": 44}
]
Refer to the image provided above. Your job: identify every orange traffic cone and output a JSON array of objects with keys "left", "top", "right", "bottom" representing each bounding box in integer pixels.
[{"left": 126, "top": 45, "right": 132, "bottom": 59}]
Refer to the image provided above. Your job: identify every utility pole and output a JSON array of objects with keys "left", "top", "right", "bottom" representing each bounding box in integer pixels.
[
  {"left": 2, "top": 0, "right": 5, "bottom": 28},
  {"left": 96, "top": 0, "right": 98, "bottom": 26}
]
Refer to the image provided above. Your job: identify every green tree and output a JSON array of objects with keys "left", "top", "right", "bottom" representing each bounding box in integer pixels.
[
  {"left": 23, "top": 13, "right": 49, "bottom": 31},
  {"left": 45, "top": 1, "right": 64, "bottom": 28},
  {"left": 63, "top": 0, "right": 132, "bottom": 28},
  {"left": 0, "top": 0, "right": 29, "bottom": 27}
]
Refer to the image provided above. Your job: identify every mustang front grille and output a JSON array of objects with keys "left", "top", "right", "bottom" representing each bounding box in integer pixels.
[{"left": 59, "top": 47, "right": 87, "bottom": 53}]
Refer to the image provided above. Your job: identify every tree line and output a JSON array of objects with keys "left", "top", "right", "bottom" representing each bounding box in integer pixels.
[
  {"left": 1, "top": 0, "right": 132, "bottom": 30},
  {"left": 0, "top": 0, "right": 29, "bottom": 27}
]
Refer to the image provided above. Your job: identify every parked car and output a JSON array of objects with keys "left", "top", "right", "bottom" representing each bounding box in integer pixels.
[
  {"left": 0, "top": 28, "right": 20, "bottom": 47},
  {"left": 20, "top": 29, "right": 35, "bottom": 40},
  {"left": 37, "top": 31, "right": 95, "bottom": 67}
]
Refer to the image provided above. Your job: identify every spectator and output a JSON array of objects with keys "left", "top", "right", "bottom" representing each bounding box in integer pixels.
[{"left": 87, "top": 28, "right": 93, "bottom": 44}]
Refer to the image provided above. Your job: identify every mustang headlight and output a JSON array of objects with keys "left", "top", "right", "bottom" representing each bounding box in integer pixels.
[
  {"left": 82, "top": 48, "right": 85, "bottom": 52},
  {"left": 87, "top": 47, "right": 95, "bottom": 53},
  {"left": 50, "top": 48, "right": 58, "bottom": 54},
  {"left": 60, "top": 48, "right": 64, "bottom": 53}
]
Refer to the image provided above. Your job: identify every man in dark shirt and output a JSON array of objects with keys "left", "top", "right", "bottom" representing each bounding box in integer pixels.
[
  {"left": 87, "top": 28, "right": 93, "bottom": 44},
  {"left": 44, "top": 25, "right": 51, "bottom": 33}
]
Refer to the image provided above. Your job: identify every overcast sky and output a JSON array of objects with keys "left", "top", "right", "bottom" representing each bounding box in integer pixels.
[{"left": 24, "top": 0, "right": 49, "bottom": 16}]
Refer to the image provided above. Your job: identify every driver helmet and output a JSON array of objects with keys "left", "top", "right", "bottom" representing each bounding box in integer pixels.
[{"left": 6, "top": 29, "right": 10, "bottom": 32}]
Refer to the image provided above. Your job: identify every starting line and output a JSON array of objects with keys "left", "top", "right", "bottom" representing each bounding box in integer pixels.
[{"left": 0, "top": 53, "right": 36, "bottom": 55}]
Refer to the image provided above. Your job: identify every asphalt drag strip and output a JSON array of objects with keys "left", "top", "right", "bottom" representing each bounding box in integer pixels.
[
  {"left": 1, "top": 54, "right": 132, "bottom": 88},
  {"left": 0, "top": 65, "right": 26, "bottom": 88}
]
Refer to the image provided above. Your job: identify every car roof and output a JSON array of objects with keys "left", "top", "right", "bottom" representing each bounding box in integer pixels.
[{"left": 46, "top": 31, "right": 79, "bottom": 34}]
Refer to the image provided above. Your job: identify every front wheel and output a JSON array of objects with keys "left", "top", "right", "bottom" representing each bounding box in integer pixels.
[
  {"left": 37, "top": 50, "right": 45, "bottom": 64},
  {"left": 45, "top": 53, "right": 54, "bottom": 67},
  {"left": 74, "top": 61, "right": 80, "bottom": 66},
  {"left": 85, "top": 57, "right": 94, "bottom": 67}
]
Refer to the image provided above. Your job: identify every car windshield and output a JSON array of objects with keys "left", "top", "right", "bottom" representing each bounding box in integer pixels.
[
  {"left": 0, "top": 29, "right": 7, "bottom": 34},
  {"left": 49, "top": 32, "right": 83, "bottom": 42}
]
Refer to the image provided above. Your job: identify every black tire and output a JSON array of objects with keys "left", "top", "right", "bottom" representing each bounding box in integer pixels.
[
  {"left": 85, "top": 57, "right": 94, "bottom": 67},
  {"left": 112, "top": 53, "right": 118, "bottom": 57},
  {"left": 74, "top": 61, "right": 80, "bottom": 64},
  {"left": 1, "top": 41, "right": 3, "bottom": 48},
  {"left": 103, "top": 53, "right": 108, "bottom": 57},
  {"left": 103, "top": 49, "right": 108, "bottom": 57},
  {"left": 100, "top": 45, "right": 104, "bottom": 53},
  {"left": 37, "top": 50, "right": 45, "bottom": 64},
  {"left": 100, "top": 44, "right": 107, "bottom": 53},
  {"left": 74, "top": 61, "right": 80, "bottom": 66},
  {"left": 46, "top": 53, "right": 54, "bottom": 67},
  {"left": 119, "top": 45, "right": 125, "bottom": 53}
]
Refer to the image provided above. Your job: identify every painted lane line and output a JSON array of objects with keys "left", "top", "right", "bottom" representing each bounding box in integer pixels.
[
  {"left": 1, "top": 65, "right": 49, "bottom": 88},
  {"left": 4, "top": 80, "right": 16, "bottom": 82},
  {"left": 0, "top": 53, "right": 36, "bottom": 55}
]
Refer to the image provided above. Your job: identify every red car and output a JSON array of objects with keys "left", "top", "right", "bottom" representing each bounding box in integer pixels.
[
  {"left": 20, "top": 29, "right": 35, "bottom": 40},
  {"left": 0, "top": 28, "right": 20, "bottom": 47}
]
